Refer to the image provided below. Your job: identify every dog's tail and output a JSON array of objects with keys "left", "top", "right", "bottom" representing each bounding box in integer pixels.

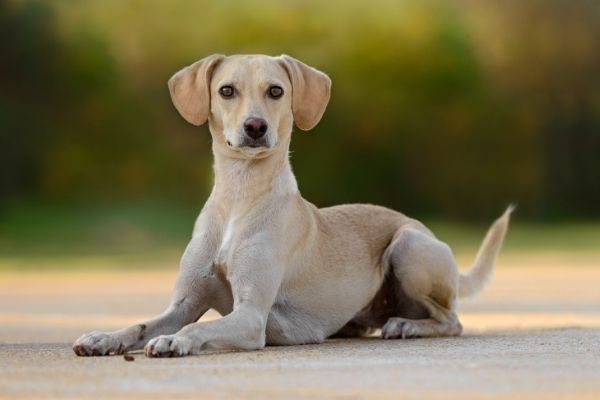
[{"left": 458, "top": 204, "right": 514, "bottom": 298}]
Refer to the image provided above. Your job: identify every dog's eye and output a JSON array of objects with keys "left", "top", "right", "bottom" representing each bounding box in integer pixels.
[
  {"left": 268, "top": 86, "right": 283, "bottom": 99},
  {"left": 219, "top": 86, "right": 235, "bottom": 98}
]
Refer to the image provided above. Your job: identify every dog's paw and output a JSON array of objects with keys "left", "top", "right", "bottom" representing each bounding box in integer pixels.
[
  {"left": 381, "top": 318, "right": 421, "bottom": 339},
  {"left": 144, "top": 334, "right": 192, "bottom": 358},
  {"left": 73, "top": 331, "right": 124, "bottom": 356}
]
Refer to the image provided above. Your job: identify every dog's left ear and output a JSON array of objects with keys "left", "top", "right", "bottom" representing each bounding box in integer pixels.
[
  {"left": 168, "top": 54, "right": 225, "bottom": 126},
  {"left": 278, "top": 55, "right": 331, "bottom": 131}
]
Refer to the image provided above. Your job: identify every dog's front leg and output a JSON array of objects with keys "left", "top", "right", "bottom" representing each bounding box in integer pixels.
[
  {"left": 145, "top": 252, "right": 281, "bottom": 357},
  {"left": 73, "top": 230, "right": 221, "bottom": 356}
]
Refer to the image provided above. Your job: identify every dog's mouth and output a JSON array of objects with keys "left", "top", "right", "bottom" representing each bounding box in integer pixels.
[
  {"left": 226, "top": 138, "right": 272, "bottom": 150},
  {"left": 241, "top": 137, "right": 270, "bottom": 149},
  {"left": 225, "top": 138, "right": 275, "bottom": 158},
  {"left": 225, "top": 140, "right": 269, "bottom": 149},
  {"left": 243, "top": 142, "right": 267, "bottom": 148}
]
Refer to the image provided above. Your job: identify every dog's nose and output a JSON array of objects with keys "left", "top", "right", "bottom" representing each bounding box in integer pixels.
[{"left": 243, "top": 118, "right": 268, "bottom": 139}]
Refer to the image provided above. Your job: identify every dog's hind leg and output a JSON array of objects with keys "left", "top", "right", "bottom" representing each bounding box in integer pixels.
[
  {"left": 381, "top": 226, "right": 463, "bottom": 339},
  {"left": 382, "top": 208, "right": 512, "bottom": 339}
]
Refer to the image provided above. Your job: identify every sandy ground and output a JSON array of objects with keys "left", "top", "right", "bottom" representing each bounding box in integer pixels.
[{"left": 1, "top": 261, "right": 599, "bottom": 399}]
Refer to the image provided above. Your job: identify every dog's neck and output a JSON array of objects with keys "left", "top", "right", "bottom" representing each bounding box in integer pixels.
[{"left": 211, "top": 140, "right": 298, "bottom": 210}]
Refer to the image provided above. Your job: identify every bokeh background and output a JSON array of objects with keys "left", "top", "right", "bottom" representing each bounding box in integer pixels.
[
  {"left": 1, "top": 0, "right": 599, "bottom": 270},
  {"left": 2, "top": 3, "right": 600, "bottom": 396}
]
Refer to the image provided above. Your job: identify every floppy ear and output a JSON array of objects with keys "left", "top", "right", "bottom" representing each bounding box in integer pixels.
[
  {"left": 278, "top": 55, "right": 331, "bottom": 131},
  {"left": 168, "top": 54, "right": 225, "bottom": 126}
]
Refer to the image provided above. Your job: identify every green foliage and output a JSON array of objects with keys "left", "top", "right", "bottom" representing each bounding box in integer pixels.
[{"left": 1, "top": 0, "right": 599, "bottom": 220}]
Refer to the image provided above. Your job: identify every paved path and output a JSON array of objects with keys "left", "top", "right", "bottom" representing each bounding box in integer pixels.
[{"left": 1, "top": 263, "right": 599, "bottom": 399}]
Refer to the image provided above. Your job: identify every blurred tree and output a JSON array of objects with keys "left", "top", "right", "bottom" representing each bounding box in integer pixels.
[
  {"left": 0, "top": 1, "right": 58, "bottom": 200},
  {"left": 1, "top": 0, "right": 598, "bottom": 220}
]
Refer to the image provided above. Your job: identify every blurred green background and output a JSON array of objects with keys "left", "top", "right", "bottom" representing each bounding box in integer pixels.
[{"left": 1, "top": 0, "right": 599, "bottom": 270}]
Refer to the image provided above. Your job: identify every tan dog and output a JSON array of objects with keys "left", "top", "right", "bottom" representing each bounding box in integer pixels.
[{"left": 73, "top": 54, "right": 512, "bottom": 357}]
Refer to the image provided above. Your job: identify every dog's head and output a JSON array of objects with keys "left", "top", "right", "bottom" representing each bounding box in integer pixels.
[{"left": 168, "top": 54, "right": 331, "bottom": 158}]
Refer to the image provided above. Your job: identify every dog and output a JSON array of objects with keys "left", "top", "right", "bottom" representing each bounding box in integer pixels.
[{"left": 73, "top": 54, "right": 512, "bottom": 357}]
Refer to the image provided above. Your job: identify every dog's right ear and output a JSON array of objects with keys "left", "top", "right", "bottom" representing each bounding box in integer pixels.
[{"left": 168, "top": 54, "right": 225, "bottom": 126}]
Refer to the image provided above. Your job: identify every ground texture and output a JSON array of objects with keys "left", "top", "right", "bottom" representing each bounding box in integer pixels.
[{"left": 1, "top": 260, "right": 599, "bottom": 399}]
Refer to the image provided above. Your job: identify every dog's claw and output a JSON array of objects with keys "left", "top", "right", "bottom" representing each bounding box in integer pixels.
[
  {"left": 72, "top": 331, "right": 123, "bottom": 357},
  {"left": 145, "top": 335, "right": 192, "bottom": 358},
  {"left": 381, "top": 318, "right": 418, "bottom": 340}
]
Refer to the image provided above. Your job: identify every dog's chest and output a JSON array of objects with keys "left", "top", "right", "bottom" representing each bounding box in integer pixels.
[{"left": 215, "top": 214, "right": 237, "bottom": 267}]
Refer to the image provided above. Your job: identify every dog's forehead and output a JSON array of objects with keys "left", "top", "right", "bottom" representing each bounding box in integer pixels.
[{"left": 212, "top": 55, "right": 289, "bottom": 86}]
